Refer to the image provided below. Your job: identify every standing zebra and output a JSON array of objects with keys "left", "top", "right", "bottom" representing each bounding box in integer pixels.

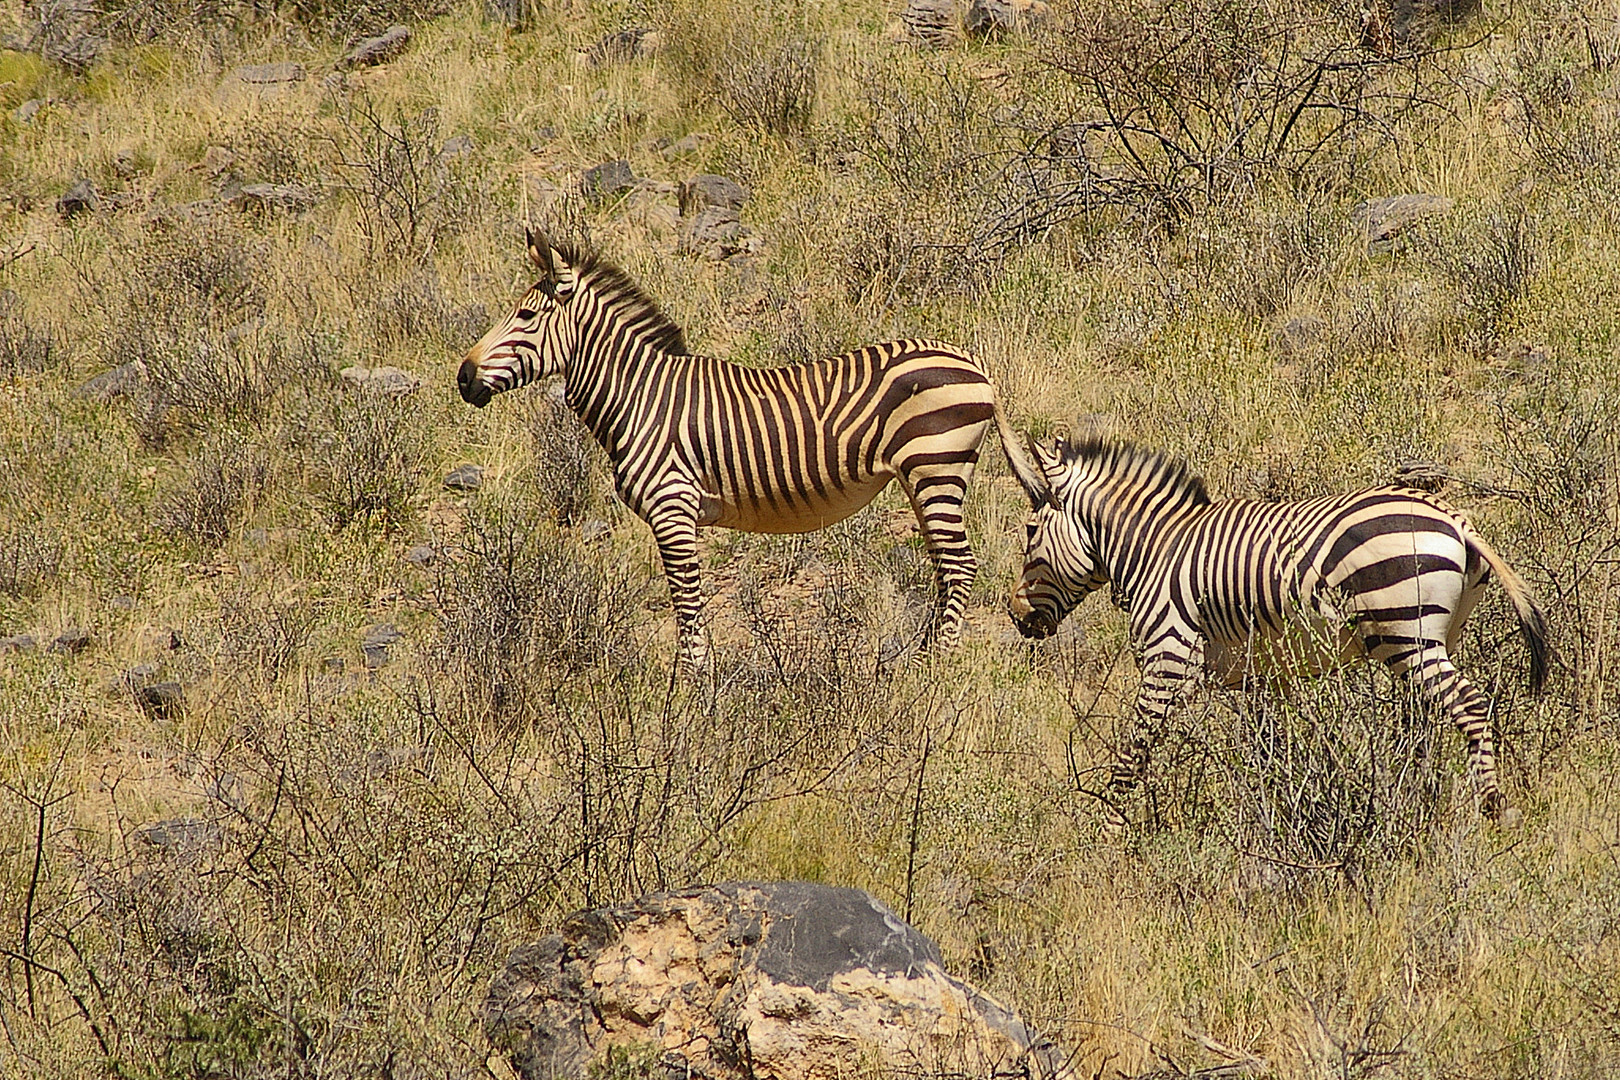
[
  {"left": 1005, "top": 433, "right": 1551, "bottom": 820},
  {"left": 458, "top": 230, "right": 1031, "bottom": 670}
]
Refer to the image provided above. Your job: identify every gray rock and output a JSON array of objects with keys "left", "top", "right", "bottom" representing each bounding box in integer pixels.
[
  {"left": 340, "top": 25, "right": 411, "bottom": 69},
  {"left": 444, "top": 464, "right": 485, "bottom": 491},
  {"left": 441, "top": 133, "right": 474, "bottom": 158},
  {"left": 1, "top": 634, "right": 37, "bottom": 654},
  {"left": 581, "top": 159, "right": 636, "bottom": 204},
  {"left": 57, "top": 177, "right": 99, "bottom": 219},
  {"left": 134, "top": 818, "right": 223, "bottom": 853},
  {"left": 901, "top": 0, "right": 959, "bottom": 46},
  {"left": 1353, "top": 193, "right": 1454, "bottom": 251},
  {"left": 485, "top": 882, "right": 1072, "bottom": 1080},
  {"left": 405, "top": 544, "right": 437, "bottom": 567},
  {"left": 576, "top": 519, "right": 612, "bottom": 544},
  {"left": 679, "top": 174, "right": 749, "bottom": 217},
  {"left": 234, "top": 62, "right": 305, "bottom": 84},
  {"left": 13, "top": 99, "right": 43, "bottom": 124},
  {"left": 339, "top": 365, "right": 420, "bottom": 397},
  {"left": 72, "top": 362, "right": 142, "bottom": 401},
  {"left": 228, "top": 183, "right": 318, "bottom": 213},
  {"left": 324, "top": 656, "right": 346, "bottom": 674},
  {"left": 135, "top": 682, "right": 185, "bottom": 719},
  {"left": 49, "top": 628, "right": 90, "bottom": 655},
  {"left": 109, "top": 594, "right": 136, "bottom": 610}
]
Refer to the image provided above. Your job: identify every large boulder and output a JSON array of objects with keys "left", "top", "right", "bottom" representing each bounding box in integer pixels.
[{"left": 484, "top": 881, "right": 1072, "bottom": 1080}]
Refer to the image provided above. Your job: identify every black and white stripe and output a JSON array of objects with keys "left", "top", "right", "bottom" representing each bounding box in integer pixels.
[
  {"left": 459, "top": 231, "right": 1031, "bottom": 669},
  {"left": 1006, "top": 434, "right": 1551, "bottom": 819}
]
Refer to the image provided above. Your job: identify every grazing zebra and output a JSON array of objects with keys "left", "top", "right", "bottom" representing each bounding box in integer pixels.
[
  {"left": 1005, "top": 433, "right": 1551, "bottom": 820},
  {"left": 458, "top": 230, "right": 1032, "bottom": 670}
]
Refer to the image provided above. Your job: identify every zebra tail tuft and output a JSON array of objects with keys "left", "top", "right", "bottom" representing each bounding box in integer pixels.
[{"left": 1468, "top": 528, "right": 1553, "bottom": 694}]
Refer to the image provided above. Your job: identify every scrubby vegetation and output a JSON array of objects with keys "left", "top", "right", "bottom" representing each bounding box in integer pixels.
[{"left": 1, "top": 0, "right": 1618, "bottom": 1076}]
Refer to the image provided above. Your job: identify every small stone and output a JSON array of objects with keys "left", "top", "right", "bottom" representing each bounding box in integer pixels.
[
  {"left": 324, "top": 656, "right": 346, "bottom": 674},
  {"left": 233, "top": 62, "right": 305, "bottom": 84},
  {"left": 162, "top": 628, "right": 183, "bottom": 651},
  {"left": 109, "top": 595, "right": 136, "bottom": 610},
  {"left": 113, "top": 149, "right": 139, "bottom": 179},
  {"left": 679, "top": 174, "right": 749, "bottom": 217},
  {"left": 1392, "top": 460, "right": 1449, "bottom": 492},
  {"left": 444, "top": 464, "right": 485, "bottom": 491},
  {"left": 340, "top": 25, "right": 411, "bottom": 69},
  {"left": 71, "top": 362, "right": 142, "bottom": 402},
  {"left": 49, "top": 628, "right": 91, "bottom": 655},
  {"left": 535, "top": 125, "right": 559, "bottom": 143},
  {"left": 228, "top": 183, "right": 318, "bottom": 213},
  {"left": 405, "top": 544, "right": 437, "bottom": 568},
  {"left": 576, "top": 519, "right": 612, "bottom": 544},
  {"left": 134, "top": 818, "right": 222, "bottom": 853},
  {"left": 321, "top": 71, "right": 346, "bottom": 91},
  {"left": 1272, "top": 315, "right": 1326, "bottom": 358},
  {"left": 14, "top": 99, "right": 43, "bottom": 124},
  {"left": 1, "top": 634, "right": 37, "bottom": 654},
  {"left": 662, "top": 132, "right": 710, "bottom": 159},
  {"left": 965, "top": 0, "right": 1050, "bottom": 36},
  {"left": 441, "top": 133, "right": 474, "bottom": 158},
  {"left": 363, "top": 622, "right": 401, "bottom": 669},
  {"left": 581, "top": 160, "right": 636, "bottom": 204},
  {"left": 135, "top": 682, "right": 185, "bottom": 719},
  {"left": 339, "top": 365, "right": 421, "bottom": 397},
  {"left": 1352, "top": 193, "right": 1454, "bottom": 251},
  {"left": 578, "top": 27, "right": 661, "bottom": 67},
  {"left": 199, "top": 145, "right": 237, "bottom": 177},
  {"left": 57, "top": 177, "right": 99, "bottom": 219}
]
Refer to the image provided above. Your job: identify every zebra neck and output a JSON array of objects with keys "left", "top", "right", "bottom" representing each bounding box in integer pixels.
[
  {"left": 562, "top": 325, "right": 666, "bottom": 457},
  {"left": 1087, "top": 490, "right": 1201, "bottom": 606}
]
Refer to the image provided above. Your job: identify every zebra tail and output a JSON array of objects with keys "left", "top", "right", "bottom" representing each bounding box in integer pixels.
[
  {"left": 992, "top": 401, "right": 1045, "bottom": 500},
  {"left": 1467, "top": 528, "right": 1552, "bottom": 694}
]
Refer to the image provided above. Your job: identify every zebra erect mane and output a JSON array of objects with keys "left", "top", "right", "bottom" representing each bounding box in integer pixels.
[
  {"left": 556, "top": 239, "right": 689, "bottom": 356},
  {"left": 1062, "top": 434, "right": 1212, "bottom": 507}
]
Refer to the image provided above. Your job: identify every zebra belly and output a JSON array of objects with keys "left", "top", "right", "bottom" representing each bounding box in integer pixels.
[
  {"left": 704, "top": 471, "right": 895, "bottom": 533},
  {"left": 1203, "top": 618, "right": 1366, "bottom": 687}
]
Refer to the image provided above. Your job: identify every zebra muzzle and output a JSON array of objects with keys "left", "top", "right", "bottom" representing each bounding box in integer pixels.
[
  {"left": 458, "top": 358, "right": 493, "bottom": 407},
  {"left": 1012, "top": 608, "right": 1058, "bottom": 639}
]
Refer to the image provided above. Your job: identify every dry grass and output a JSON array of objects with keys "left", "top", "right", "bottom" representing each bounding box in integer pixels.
[{"left": 1, "top": 0, "right": 1619, "bottom": 1077}]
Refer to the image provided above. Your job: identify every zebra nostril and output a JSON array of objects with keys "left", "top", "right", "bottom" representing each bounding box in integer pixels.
[{"left": 457, "top": 358, "right": 489, "bottom": 407}]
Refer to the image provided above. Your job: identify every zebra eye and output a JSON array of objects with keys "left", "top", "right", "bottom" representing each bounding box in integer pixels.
[{"left": 516, "top": 308, "right": 537, "bottom": 322}]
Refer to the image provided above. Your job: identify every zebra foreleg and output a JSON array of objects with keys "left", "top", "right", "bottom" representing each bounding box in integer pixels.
[
  {"left": 899, "top": 464, "right": 978, "bottom": 653},
  {"left": 1113, "top": 648, "right": 1198, "bottom": 797},
  {"left": 646, "top": 499, "right": 708, "bottom": 673}
]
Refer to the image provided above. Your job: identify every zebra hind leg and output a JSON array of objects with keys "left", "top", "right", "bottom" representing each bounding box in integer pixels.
[
  {"left": 1403, "top": 652, "right": 1511, "bottom": 820},
  {"left": 899, "top": 463, "right": 978, "bottom": 655},
  {"left": 647, "top": 500, "right": 708, "bottom": 674}
]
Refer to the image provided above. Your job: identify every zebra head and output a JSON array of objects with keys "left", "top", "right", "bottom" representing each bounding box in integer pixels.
[
  {"left": 1008, "top": 436, "right": 1107, "bottom": 639},
  {"left": 458, "top": 230, "right": 581, "bottom": 408}
]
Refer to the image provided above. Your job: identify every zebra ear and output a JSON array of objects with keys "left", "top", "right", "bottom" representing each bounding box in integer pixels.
[
  {"left": 1011, "top": 433, "right": 1053, "bottom": 509},
  {"left": 546, "top": 244, "right": 578, "bottom": 300},
  {"left": 525, "top": 227, "right": 550, "bottom": 270}
]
